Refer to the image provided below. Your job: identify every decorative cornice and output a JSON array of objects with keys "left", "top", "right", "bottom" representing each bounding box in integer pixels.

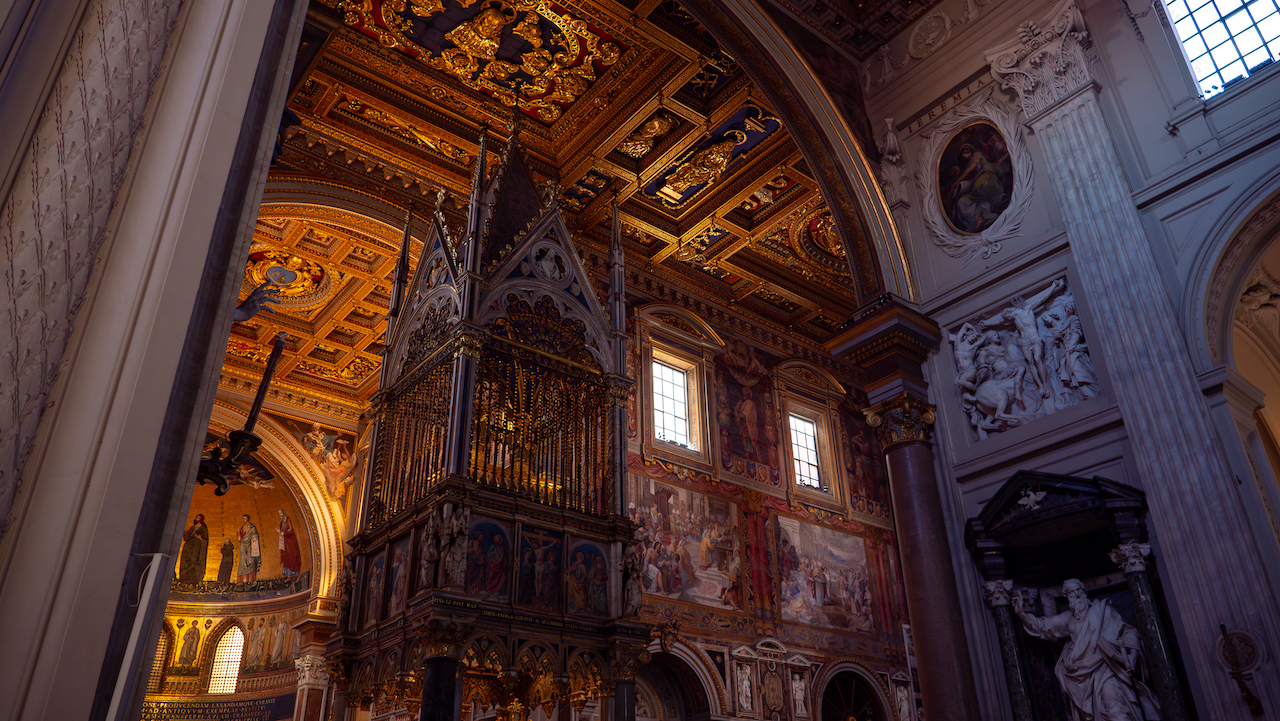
[{"left": 984, "top": 0, "right": 1097, "bottom": 121}]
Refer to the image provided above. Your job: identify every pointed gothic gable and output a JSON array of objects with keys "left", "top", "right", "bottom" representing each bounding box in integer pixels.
[
  {"left": 480, "top": 142, "right": 545, "bottom": 271},
  {"left": 382, "top": 214, "right": 462, "bottom": 384},
  {"left": 478, "top": 204, "right": 613, "bottom": 371}
]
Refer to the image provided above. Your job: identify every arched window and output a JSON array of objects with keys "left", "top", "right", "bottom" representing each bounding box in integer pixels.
[
  {"left": 146, "top": 628, "right": 171, "bottom": 693},
  {"left": 208, "top": 627, "right": 245, "bottom": 694}
]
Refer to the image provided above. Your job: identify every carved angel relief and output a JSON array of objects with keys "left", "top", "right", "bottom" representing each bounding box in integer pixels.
[{"left": 950, "top": 278, "right": 1098, "bottom": 438}]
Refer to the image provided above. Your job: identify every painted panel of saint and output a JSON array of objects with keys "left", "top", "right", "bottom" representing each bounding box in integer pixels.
[
  {"left": 515, "top": 526, "right": 563, "bottom": 611},
  {"left": 365, "top": 551, "right": 386, "bottom": 628},
  {"left": 463, "top": 518, "right": 513, "bottom": 602},
  {"left": 628, "top": 473, "right": 742, "bottom": 610},
  {"left": 566, "top": 541, "right": 610, "bottom": 617},
  {"left": 714, "top": 338, "right": 781, "bottom": 485},
  {"left": 775, "top": 516, "right": 873, "bottom": 632},
  {"left": 388, "top": 536, "right": 412, "bottom": 616},
  {"left": 937, "top": 121, "right": 1013, "bottom": 234}
]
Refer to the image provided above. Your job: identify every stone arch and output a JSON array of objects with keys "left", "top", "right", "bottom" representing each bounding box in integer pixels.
[
  {"left": 1187, "top": 171, "right": 1280, "bottom": 370},
  {"left": 636, "top": 303, "right": 726, "bottom": 347},
  {"left": 680, "top": 0, "right": 914, "bottom": 301},
  {"left": 811, "top": 660, "right": 892, "bottom": 721},
  {"left": 208, "top": 402, "right": 346, "bottom": 602},
  {"left": 643, "top": 637, "right": 726, "bottom": 718}
]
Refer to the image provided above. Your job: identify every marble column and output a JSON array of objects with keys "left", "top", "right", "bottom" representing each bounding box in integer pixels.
[
  {"left": 294, "top": 655, "right": 329, "bottom": 721},
  {"left": 980, "top": 581, "right": 1034, "bottom": 721},
  {"left": 416, "top": 618, "right": 470, "bottom": 721},
  {"left": 985, "top": 1, "right": 1280, "bottom": 715},
  {"left": 865, "top": 394, "right": 981, "bottom": 721},
  {"left": 1110, "top": 543, "right": 1191, "bottom": 721}
]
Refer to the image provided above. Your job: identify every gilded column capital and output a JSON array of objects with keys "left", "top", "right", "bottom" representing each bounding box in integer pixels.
[
  {"left": 606, "top": 374, "right": 633, "bottom": 408},
  {"left": 981, "top": 579, "right": 1014, "bottom": 608},
  {"left": 1109, "top": 542, "right": 1151, "bottom": 574},
  {"left": 864, "top": 393, "right": 936, "bottom": 446},
  {"left": 984, "top": 0, "right": 1098, "bottom": 120},
  {"left": 416, "top": 616, "right": 474, "bottom": 658},
  {"left": 452, "top": 327, "right": 486, "bottom": 360},
  {"left": 611, "top": 644, "right": 652, "bottom": 682}
]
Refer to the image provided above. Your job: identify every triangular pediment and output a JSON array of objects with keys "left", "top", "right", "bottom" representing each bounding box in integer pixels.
[
  {"left": 971, "top": 471, "right": 1146, "bottom": 548},
  {"left": 383, "top": 213, "right": 462, "bottom": 384}
]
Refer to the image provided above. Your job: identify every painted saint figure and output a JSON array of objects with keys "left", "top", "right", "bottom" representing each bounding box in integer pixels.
[
  {"left": 568, "top": 551, "right": 589, "bottom": 613},
  {"left": 178, "top": 625, "right": 200, "bottom": 666},
  {"left": 218, "top": 537, "right": 235, "bottom": 584},
  {"left": 178, "top": 514, "right": 209, "bottom": 585},
  {"left": 486, "top": 533, "right": 508, "bottom": 597},
  {"left": 237, "top": 515, "right": 261, "bottom": 583},
  {"left": 277, "top": 509, "right": 301, "bottom": 576}
]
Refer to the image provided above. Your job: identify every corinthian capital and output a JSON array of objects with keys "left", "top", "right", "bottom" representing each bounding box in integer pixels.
[
  {"left": 1109, "top": 542, "right": 1151, "bottom": 574},
  {"left": 296, "top": 654, "right": 330, "bottom": 689},
  {"left": 864, "top": 393, "right": 936, "bottom": 446},
  {"left": 981, "top": 579, "right": 1014, "bottom": 608},
  {"left": 984, "top": 0, "right": 1097, "bottom": 120}
]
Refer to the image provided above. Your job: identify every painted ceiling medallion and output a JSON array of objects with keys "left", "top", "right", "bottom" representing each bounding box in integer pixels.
[
  {"left": 340, "top": 0, "right": 627, "bottom": 124},
  {"left": 244, "top": 249, "right": 334, "bottom": 308},
  {"left": 806, "top": 211, "right": 845, "bottom": 259}
]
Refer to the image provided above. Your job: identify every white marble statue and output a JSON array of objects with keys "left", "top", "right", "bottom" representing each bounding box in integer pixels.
[
  {"left": 1012, "top": 579, "right": 1160, "bottom": 721},
  {"left": 952, "top": 279, "right": 1097, "bottom": 438},
  {"left": 791, "top": 673, "right": 807, "bottom": 716},
  {"left": 737, "top": 663, "right": 752, "bottom": 711}
]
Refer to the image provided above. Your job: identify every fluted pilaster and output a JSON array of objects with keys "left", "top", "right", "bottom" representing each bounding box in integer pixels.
[{"left": 987, "top": 2, "right": 1280, "bottom": 715}]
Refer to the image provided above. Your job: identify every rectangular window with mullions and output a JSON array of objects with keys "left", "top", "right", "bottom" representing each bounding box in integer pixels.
[
  {"left": 789, "top": 414, "right": 823, "bottom": 489},
  {"left": 653, "top": 360, "right": 693, "bottom": 448},
  {"left": 1166, "top": 0, "right": 1280, "bottom": 98}
]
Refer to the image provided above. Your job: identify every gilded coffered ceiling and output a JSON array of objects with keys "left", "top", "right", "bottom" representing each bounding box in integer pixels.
[{"left": 227, "top": 0, "right": 877, "bottom": 411}]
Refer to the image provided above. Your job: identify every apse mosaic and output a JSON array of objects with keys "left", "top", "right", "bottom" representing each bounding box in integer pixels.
[
  {"left": 172, "top": 446, "right": 312, "bottom": 602},
  {"left": 629, "top": 474, "right": 743, "bottom": 611}
]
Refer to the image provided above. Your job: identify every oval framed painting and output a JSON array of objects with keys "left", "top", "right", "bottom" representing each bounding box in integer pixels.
[{"left": 936, "top": 121, "right": 1014, "bottom": 235}]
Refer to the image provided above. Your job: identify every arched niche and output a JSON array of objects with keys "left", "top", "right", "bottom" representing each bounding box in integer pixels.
[
  {"left": 1189, "top": 173, "right": 1280, "bottom": 370},
  {"left": 811, "top": 660, "right": 892, "bottom": 721},
  {"left": 207, "top": 402, "right": 346, "bottom": 602},
  {"left": 643, "top": 637, "right": 727, "bottom": 718}
]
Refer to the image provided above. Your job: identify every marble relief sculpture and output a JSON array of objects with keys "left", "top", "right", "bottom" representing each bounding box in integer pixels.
[
  {"left": 951, "top": 278, "right": 1098, "bottom": 438},
  {"left": 1013, "top": 580, "right": 1160, "bottom": 720}
]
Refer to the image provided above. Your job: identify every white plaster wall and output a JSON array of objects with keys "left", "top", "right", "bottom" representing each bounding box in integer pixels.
[{"left": 0, "top": 0, "right": 286, "bottom": 718}]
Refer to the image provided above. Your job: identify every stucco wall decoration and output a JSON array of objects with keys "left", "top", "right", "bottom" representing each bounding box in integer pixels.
[{"left": 914, "top": 94, "right": 1033, "bottom": 263}]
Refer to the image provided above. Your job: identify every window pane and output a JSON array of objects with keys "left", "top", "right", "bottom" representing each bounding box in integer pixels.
[
  {"left": 652, "top": 360, "right": 693, "bottom": 448},
  {"left": 1168, "top": 0, "right": 1277, "bottom": 96},
  {"left": 209, "top": 627, "right": 245, "bottom": 694},
  {"left": 789, "top": 414, "right": 822, "bottom": 489}
]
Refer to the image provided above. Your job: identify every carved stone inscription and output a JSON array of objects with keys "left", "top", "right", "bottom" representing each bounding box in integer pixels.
[{"left": 951, "top": 278, "right": 1098, "bottom": 438}]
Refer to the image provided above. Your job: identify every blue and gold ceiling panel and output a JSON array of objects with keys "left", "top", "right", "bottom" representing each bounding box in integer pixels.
[
  {"left": 642, "top": 105, "right": 781, "bottom": 208},
  {"left": 559, "top": 169, "right": 612, "bottom": 211}
]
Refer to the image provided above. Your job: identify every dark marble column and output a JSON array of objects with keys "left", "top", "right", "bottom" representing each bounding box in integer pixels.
[
  {"left": 419, "top": 657, "right": 460, "bottom": 721},
  {"left": 980, "top": 580, "right": 1035, "bottom": 721},
  {"left": 612, "top": 681, "right": 636, "bottom": 721},
  {"left": 865, "top": 399, "right": 981, "bottom": 721},
  {"left": 1110, "top": 543, "right": 1191, "bottom": 721},
  {"left": 416, "top": 617, "right": 471, "bottom": 721}
]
